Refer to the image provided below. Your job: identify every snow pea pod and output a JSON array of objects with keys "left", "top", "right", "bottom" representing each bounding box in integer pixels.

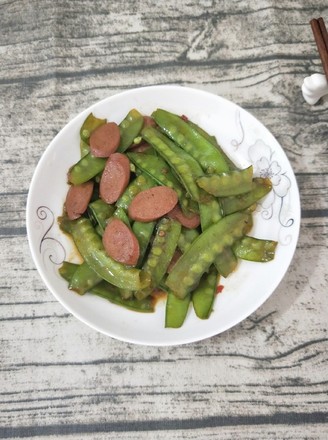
[
  {"left": 59, "top": 262, "right": 153, "bottom": 312},
  {"left": 164, "top": 134, "right": 204, "bottom": 179},
  {"left": 233, "top": 236, "right": 277, "bottom": 262},
  {"left": 166, "top": 212, "right": 250, "bottom": 299},
  {"left": 127, "top": 151, "right": 192, "bottom": 214},
  {"left": 95, "top": 225, "right": 103, "bottom": 237},
  {"left": 187, "top": 120, "right": 217, "bottom": 145},
  {"left": 200, "top": 197, "right": 234, "bottom": 274},
  {"left": 136, "top": 218, "right": 181, "bottom": 300},
  {"left": 199, "top": 197, "right": 223, "bottom": 231},
  {"left": 215, "top": 247, "right": 238, "bottom": 278},
  {"left": 91, "top": 282, "right": 154, "bottom": 313},
  {"left": 177, "top": 227, "right": 200, "bottom": 253},
  {"left": 88, "top": 199, "right": 115, "bottom": 233},
  {"left": 152, "top": 109, "right": 230, "bottom": 174},
  {"left": 165, "top": 291, "right": 191, "bottom": 328},
  {"left": 221, "top": 178, "right": 272, "bottom": 215},
  {"left": 141, "top": 126, "right": 201, "bottom": 202},
  {"left": 119, "top": 289, "right": 134, "bottom": 300},
  {"left": 69, "top": 153, "right": 106, "bottom": 185},
  {"left": 117, "top": 109, "right": 144, "bottom": 153},
  {"left": 132, "top": 220, "right": 156, "bottom": 266},
  {"left": 80, "top": 139, "right": 90, "bottom": 158},
  {"left": 67, "top": 217, "right": 150, "bottom": 290},
  {"left": 80, "top": 113, "right": 107, "bottom": 144},
  {"left": 79, "top": 113, "right": 107, "bottom": 158},
  {"left": 69, "top": 261, "right": 102, "bottom": 295},
  {"left": 113, "top": 207, "right": 131, "bottom": 228},
  {"left": 187, "top": 120, "right": 238, "bottom": 170},
  {"left": 197, "top": 166, "right": 254, "bottom": 197},
  {"left": 59, "top": 261, "right": 79, "bottom": 282},
  {"left": 116, "top": 173, "right": 156, "bottom": 211},
  {"left": 192, "top": 266, "right": 218, "bottom": 319}
]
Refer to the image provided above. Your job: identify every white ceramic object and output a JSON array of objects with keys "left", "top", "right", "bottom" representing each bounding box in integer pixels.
[
  {"left": 302, "top": 73, "right": 328, "bottom": 105},
  {"left": 26, "top": 85, "right": 301, "bottom": 346}
]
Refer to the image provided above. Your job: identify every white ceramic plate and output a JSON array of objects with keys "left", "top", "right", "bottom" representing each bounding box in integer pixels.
[{"left": 26, "top": 85, "right": 300, "bottom": 346}]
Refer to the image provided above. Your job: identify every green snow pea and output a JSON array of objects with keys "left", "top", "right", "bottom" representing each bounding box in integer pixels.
[
  {"left": 192, "top": 266, "right": 218, "bottom": 319},
  {"left": 95, "top": 225, "right": 103, "bottom": 237},
  {"left": 69, "top": 261, "right": 102, "bottom": 295},
  {"left": 187, "top": 120, "right": 238, "bottom": 170},
  {"left": 215, "top": 247, "right": 238, "bottom": 278},
  {"left": 165, "top": 291, "right": 191, "bottom": 328},
  {"left": 119, "top": 289, "right": 134, "bottom": 300},
  {"left": 164, "top": 134, "right": 204, "bottom": 179},
  {"left": 116, "top": 173, "right": 156, "bottom": 211},
  {"left": 152, "top": 109, "right": 230, "bottom": 174},
  {"left": 197, "top": 166, "right": 254, "bottom": 197},
  {"left": 79, "top": 113, "right": 106, "bottom": 157},
  {"left": 166, "top": 212, "right": 251, "bottom": 299},
  {"left": 136, "top": 218, "right": 181, "bottom": 300},
  {"left": 113, "top": 207, "right": 131, "bottom": 228},
  {"left": 187, "top": 120, "right": 217, "bottom": 145},
  {"left": 69, "top": 153, "right": 106, "bottom": 185},
  {"left": 233, "top": 236, "right": 277, "bottom": 262},
  {"left": 177, "top": 227, "right": 200, "bottom": 253},
  {"left": 141, "top": 126, "right": 201, "bottom": 201},
  {"left": 117, "top": 109, "right": 144, "bottom": 153},
  {"left": 80, "top": 113, "right": 107, "bottom": 144},
  {"left": 88, "top": 199, "right": 115, "bottom": 233},
  {"left": 59, "top": 261, "right": 79, "bottom": 282},
  {"left": 91, "top": 282, "right": 154, "bottom": 313},
  {"left": 199, "top": 197, "right": 223, "bottom": 231},
  {"left": 80, "top": 139, "right": 90, "bottom": 158},
  {"left": 221, "top": 178, "right": 272, "bottom": 215},
  {"left": 65, "top": 217, "right": 150, "bottom": 291},
  {"left": 132, "top": 220, "right": 156, "bottom": 266},
  {"left": 59, "top": 262, "right": 153, "bottom": 312}
]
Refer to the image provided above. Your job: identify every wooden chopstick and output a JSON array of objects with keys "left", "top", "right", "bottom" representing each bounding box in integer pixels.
[
  {"left": 310, "top": 17, "right": 328, "bottom": 81},
  {"left": 318, "top": 17, "right": 328, "bottom": 52}
]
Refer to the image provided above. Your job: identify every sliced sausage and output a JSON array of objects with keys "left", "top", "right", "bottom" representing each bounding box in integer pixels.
[
  {"left": 167, "top": 205, "right": 200, "bottom": 229},
  {"left": 102, "top": 218, "right": 140, "bottom": 266},
  {"left": 89, "top": 122, "right": 120, "bottom": 157},
  {"left": 65, "top": 181, "right": 94, "bottom": 220},
  {"left": 143, "top": 116, "right": 156, "bottom": 128},
  {"left": 100, "top": 153, "right": 130, "bottom": 204},
  {"left": 128, "top": 186, "right": 178, "bottom": 222},
  {"left": 128, "top": 141, "right": 151, "bottom": 153}
]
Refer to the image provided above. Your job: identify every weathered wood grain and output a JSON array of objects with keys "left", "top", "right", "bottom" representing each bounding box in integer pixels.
[{"left": 1, "top": 0, "right": 328, "bottom": 438}]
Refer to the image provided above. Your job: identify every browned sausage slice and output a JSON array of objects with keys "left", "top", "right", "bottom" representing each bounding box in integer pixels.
[
  {"left": 167, "top": 205, "right": 200, "bottom": 229},
  {"left": 65, "top": 181, "right": 94, "bottom": 220},
  {"left": 89, "top": 122, "right": 120, "bottom": 157},
  {"left": 100, "top": 153, "right": 130, "bottom": 204},
  {"left": 128, "top": 141, "right": 151, "bottom": 153},
  {"left": 128, "top": 186, "right": 178, "bottom": 222},
  {"left": 102, "top": 218, "right": 140, "bottom": 266},
  {"left": 143, "top": 116, "right": 156, "bottom": 128}
]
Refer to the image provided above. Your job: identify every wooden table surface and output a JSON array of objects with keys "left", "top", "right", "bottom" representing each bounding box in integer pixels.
[{"left": 1, "top": 1, "right": 328, "bottom": 438}]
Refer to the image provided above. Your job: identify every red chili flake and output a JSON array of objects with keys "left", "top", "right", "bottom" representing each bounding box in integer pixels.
[
  {"left": 180, "top": 114, "right": 189, "bottom": 122},
  {"left": 216, "top": 285, "right": 224, "bottom": 294}
]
